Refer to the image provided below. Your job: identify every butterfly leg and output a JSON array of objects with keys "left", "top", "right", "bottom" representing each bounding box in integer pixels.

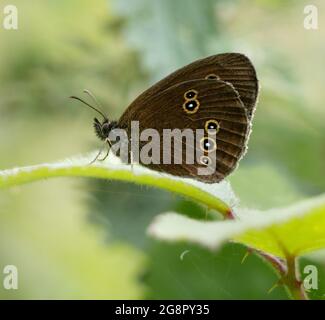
[
  {"left": 89, "top": 144, "right": 105, "bottom": 165},
  {"left": 97, "top": 149, "right": 109, "bottom": 161},
  {"left": 89, "top": 140, "right": 111, "bottom": 164},
  {"left": 97, "top": 139, "right": 112, "bottom": 162}
]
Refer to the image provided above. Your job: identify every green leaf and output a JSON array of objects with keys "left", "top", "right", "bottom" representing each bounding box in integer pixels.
[
  {"left": 0, "top": 153, "right": 236, "bottom": 217},
  {"left": 148, "top": 194, "right": 325, "bottom": 258},
  {"left": 145, "top": 242, "right": 288, "bottom": 299}
]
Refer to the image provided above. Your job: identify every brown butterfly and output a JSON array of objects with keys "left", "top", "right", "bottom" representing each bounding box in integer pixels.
[{"left": 71, "top": 53, "right": 259, "bottom": 183}]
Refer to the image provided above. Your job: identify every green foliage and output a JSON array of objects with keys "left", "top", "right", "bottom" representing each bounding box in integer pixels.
[
  {"left": 149, "top": 195, "right": 325, "bottom": 258},
  {"left": 145, "top": 242, "right": 288, "bottom": 299},
  {"left": 1, "top": 154, "right": 324, "bottom": 299},
  {"left": 0, "top": 153, "right": 235, "bottom": 217}
]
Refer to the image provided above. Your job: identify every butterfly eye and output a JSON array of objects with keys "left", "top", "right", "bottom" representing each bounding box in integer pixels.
[
  {"left": 200, "top": 137, "right": 217, "bottom": 152},
  {"left": 184, "top": 89, "right": 198, "bottom": 100},
  {"left": 205, "top": 73, "right": 220, "bottom": 80},
  {"left": 183, "top": 99, "right": 200, "bottom": 114},
  {"left": 205, "top": 119, "right": 220, "bottom": 134},
  {"left": 101, "top": 123, "right": 110, "bottom": 136},
  {"left": 199, "top": 155, "right": 211, "bottom": 166}
]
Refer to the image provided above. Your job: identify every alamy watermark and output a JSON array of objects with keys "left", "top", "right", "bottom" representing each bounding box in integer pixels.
[
  {"left": 2, "top": 4, "right": 18, "bottom": 30},
  {"left": 2, "top": 265, "right": 18, "bottom": 290},
  {"left": 304, "top": 5, "right": 318, "bottom": 30},
  {"left": 303, "top": 264, "right": 318, "bottom": 290},
  {"left": 98, "top": 120, "right": 220, "bottom": 176}
]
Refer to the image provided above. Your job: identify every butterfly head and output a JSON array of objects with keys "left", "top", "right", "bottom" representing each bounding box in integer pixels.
[
  {"left": 93, "top": 118, "right": 118, "bottom": 141},
  {"left": 69, "top": 92, "right": 119, "bottom": 142}
]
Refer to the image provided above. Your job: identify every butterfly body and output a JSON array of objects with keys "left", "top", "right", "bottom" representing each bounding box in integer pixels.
[{"left": 89, "top": 53, "right": 258, "bottom": 183}]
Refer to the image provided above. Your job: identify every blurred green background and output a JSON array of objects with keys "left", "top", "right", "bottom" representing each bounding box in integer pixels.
[{"left": 0, "top": 0, "right": 324, "bottom": 299}]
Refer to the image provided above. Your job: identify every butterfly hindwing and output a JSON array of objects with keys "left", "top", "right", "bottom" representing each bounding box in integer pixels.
[{"left": 118, "top": 79, "right": 249, "bottom": 183}]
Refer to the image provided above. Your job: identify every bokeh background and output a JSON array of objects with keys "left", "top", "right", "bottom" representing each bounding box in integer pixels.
[{"left": 0, "top": 0, "right": 324, "bottom": 299}]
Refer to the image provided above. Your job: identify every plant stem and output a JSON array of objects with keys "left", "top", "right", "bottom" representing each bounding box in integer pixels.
[
  {"left": 282, "top": 255, "right": 307, "bottom": 300},
  {"left": 225, "top": 212, "right": 308, "bottom": 300}
]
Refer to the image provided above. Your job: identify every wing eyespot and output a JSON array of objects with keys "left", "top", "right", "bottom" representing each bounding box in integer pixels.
[
  {"left": 200, "top": 137, "right": 217, "bottom": 153},
  {"left": 184, "top": 89, "right": 198, "bottom": 100},
  {"left": 204, "top": 119, "right": 220, "bottom": 134},
  {"left": 199, "top": 155, "right": 211, "bottom": 166},
  {"left": 205, "top": 73, "right": 220, "bottom": 80},
  {"left": 182, "top": 99, "right": 200, "bottom": 114}
]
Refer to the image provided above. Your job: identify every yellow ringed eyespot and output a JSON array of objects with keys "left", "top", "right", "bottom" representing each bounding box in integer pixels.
[
  {"left": 184, "top": 89, "right": 198, "bottom": 100},
  {"left": 205, "top": 73, "right": 220, "bottom": 80},
  {"left": 199, "top": 155, "right": 211, "bottom": 166},
  {"left": 200, "top": 137, "right": 217, "bottom": 152},
  {"left": 205, "top": 119, "right": 220, "bottom": 134},
  {"left": 182, "top": 99, "right": 200, "bottom": 114}
]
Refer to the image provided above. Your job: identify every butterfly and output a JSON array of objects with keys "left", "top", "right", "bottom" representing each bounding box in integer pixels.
[{"left": 71, "top": 53, "right": 259, "bottom": 183}]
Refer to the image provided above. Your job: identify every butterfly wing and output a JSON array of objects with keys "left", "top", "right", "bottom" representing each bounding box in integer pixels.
[
  {"left": 122, "top": 53, "right": 258, "bottom": 121},
  {"left": 118, "top": 79, "right": 249, "bottom": 183}
]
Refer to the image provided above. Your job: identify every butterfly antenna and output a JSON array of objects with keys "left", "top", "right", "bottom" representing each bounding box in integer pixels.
[
  {"left": 83, "top": 89, "right": 103, "bottom": 109},
  {"left": 69, "top": 95, "right": 107, "bottom": 120}
]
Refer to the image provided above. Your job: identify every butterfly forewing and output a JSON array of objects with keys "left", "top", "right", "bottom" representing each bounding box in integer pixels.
[{"left": 122, "top": 53, "right": 258, "bottom": 121}]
